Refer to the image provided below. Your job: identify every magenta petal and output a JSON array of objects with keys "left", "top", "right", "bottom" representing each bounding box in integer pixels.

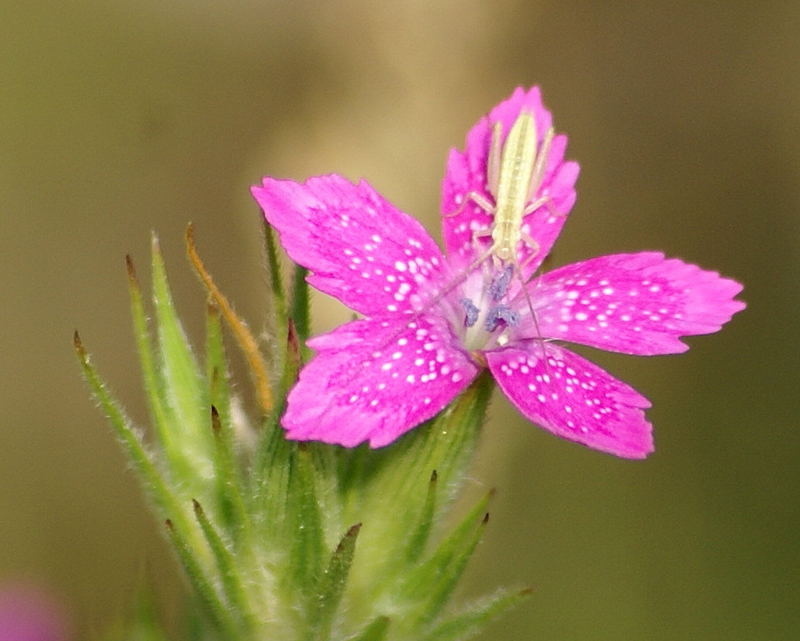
[
  {"left": 441, "top": 86, "right": 580, "bottom": 275},
  {"left": 252, "top": 174, "right": 450, "bottom": 316},
  {"left": 283, "top": 317, "right": 479, "bottom": 448},
  {"left": 486, "top": 344, "right": 653, "bottom": 458},
  {"left": 532, "top": 252, "right": 746, "bottom": 355},
  {"left": 0, "top": 585, "right": 68, "bottom": 641}
]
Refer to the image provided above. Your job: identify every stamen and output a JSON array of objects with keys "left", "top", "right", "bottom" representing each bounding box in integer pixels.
[
  {"left": 460, "top": 298, "right": 480, "bottom": 328},
  {"left": 489, "top": 264, "right": 514, "bottom": 301},
  {"left": 484, "top": 305, "right": 519, "bottom": 332}
]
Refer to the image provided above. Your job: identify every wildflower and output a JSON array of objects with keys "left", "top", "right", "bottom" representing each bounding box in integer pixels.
[
  {"left": 0, "top": 583, "right": 69, "bottom": 641},
  {"left": 252, "top": 87, "right": 744, "bottom": 458}
]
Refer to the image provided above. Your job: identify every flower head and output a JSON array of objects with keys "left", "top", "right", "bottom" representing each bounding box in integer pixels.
[
  {"left": 252, "top": 87, "right": 744, "bottom": 458},
  {"left": 0, "top": 584, "right": 69, "bottom": 641}
]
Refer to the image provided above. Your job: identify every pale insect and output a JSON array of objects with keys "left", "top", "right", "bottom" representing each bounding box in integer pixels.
[
  {"left": 447, "top": 110, "right": 557, "bottom": 347},
  {"left": 453, "top": 109, "right": 555, "bottom": 268}
]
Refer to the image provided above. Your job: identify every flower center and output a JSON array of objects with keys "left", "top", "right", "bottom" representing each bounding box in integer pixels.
[{"left": 457, "top": 264, "right": 522, "bottom": 352}]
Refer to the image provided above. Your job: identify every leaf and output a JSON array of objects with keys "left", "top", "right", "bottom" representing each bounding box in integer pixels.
[
  {"left": 73, "top": 331, "right": 186, "bottom": 531},
  {"left": 164, "top": 518, "right": 240, "bottom": 639},
  {"left": 286, "top": 445, "right": 326, "bottom": 592},
  {"left": 209, "top": 405, "right": 250, "bottom": 543},
  {"left": 151, "top": 235, "right": 212, "bottom": 487},
  {"left": 345, "top": 616, "right": 390, "bottom": 641},
  {"left": 205, "top": 304, "right": 248, "bottom": 536},
  {"left": 289, "top": 264, "right": 311, "bottom": 352},
  {"left": 401, "top": 492, "right": 492, "bottom": 626},
  {"left": 125, "top": 255, "right": 174, "bottom": 466},
  {"left": 310, "top": 523, "right": 362, "bottom": 641},
  {"left": 205, "top": 302, "right": 232, "bottom": 427},
  {"left": 342, "top": 372, "right": 494, "bottom": 602},
  {"left": 252, "top": 322, "right": 301, "bottom": 541},
  {"left": 262, "top": 218, "right": 288, "bottom": 340},
  {"left": 186, "top": 224, "right": 274, "bottom": 413},
  {"left": 419, "top": 587, "right": 532, "bottom": 641},
  {"left": 192, "top": 499, "right": 258, "bottom": 633},
  {"left": 404, "top": 470, "right": 438, "bottom": 564}
]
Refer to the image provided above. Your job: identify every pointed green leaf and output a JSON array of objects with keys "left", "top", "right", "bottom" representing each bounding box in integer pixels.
[
  {"left": 186, "top": 224, "right": 274, "bottom": 414},
  {"left": 99, "top": 586, "right": 170, "bottom": 641},
  {"left": 151, "top": 235, "right": 212, "bottom": 486},
  {"left": 205, "top": 302, "right": 232, "bottom": 428},
  {"left": 263, "top": 219, "right": 287, "bottom": 312},
  {"left": 344, "top": 373, "right": 493, "bottom": 599},
  {"left": 210, "top": 406, "right": 251, "bottom": 543},
  {"left": 192, "top": 499, "right": 258, "bottom": 633},
  {"left": 420, "top": 587, "right": 532, "bottom": 641},
  {"left": 287, "top": 445, "right": 326, "bottom": 591},
  {"left": 402, "top": 493, "right": 492, "bottom": 625},
  {"left": 289, "top": 265, "right": 311, "bottom": 348},
  {"left": 404, "top": 470, "right": 438, "bottom": 564},
  {"left": 252, "top": 322, "right": 302, "bottom": 541},
  {"left": 354, "top": 370, "right": 492, "bottom": 520},
  {"left": 310, "top": 523, "right": 362, "bottom": 641},
  {"left": 263, "top": 219, "right": 287, "bottom": 335},
  {"left": 124, "top": 585, "right": 170, "bottom": 641},
  {"left": 253, "top": 408, "right": 293, "bottom": 541},
  {"left": 279, "top": 319, "right": 302, "bottom": 402},
  {"left": 164, "top": 518, "right": 240, "bottom": 639},
  {"left": 205, "top": 304, "right": 249, "bottom": 537},
  {"left": 125, "top": 255, "right": 175, "bottom": 463},
  {"left": 345, "top": 616, "right": 390, "bottom": 641},
  {"left": 74, "top": 331, "right": 187, "bottom": 531}
]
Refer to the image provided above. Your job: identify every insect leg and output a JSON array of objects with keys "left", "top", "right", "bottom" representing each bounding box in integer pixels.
[
  {"left": 443, "top": 190, "right": 495, "bottom": 218},
  {"left": 509, "top": 258, "right": 550, "bottom": 372},
  {"left": 526, "top": 126, "right": 555, "bottom": 202},
  {"left": 445, "top": 119, "right": 503, "bottom": 219},
  {"left": 486, "top": 121, "right": 503, "bottom": 197}
]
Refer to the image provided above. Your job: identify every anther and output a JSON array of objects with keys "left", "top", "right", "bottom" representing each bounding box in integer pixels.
[
  {"left": 484, "top": 305, "right": 519, "bottom": 332},
  {"left": 460, "top": 298, "right": 480, "bottom": 328},
  {"left": 489, "top": 264, "right": 514, "bottom": 301}
]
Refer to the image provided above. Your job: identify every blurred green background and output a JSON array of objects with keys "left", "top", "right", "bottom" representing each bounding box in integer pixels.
[{"left": 1, "top": 1, "right": 797, "bottom": 639}]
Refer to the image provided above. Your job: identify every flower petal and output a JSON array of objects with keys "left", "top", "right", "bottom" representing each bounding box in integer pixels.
[
  {"left": 441, "top": 86, "right": 579, "bottom": 275},
  {"left": 283, "top": 316, "right": 479, "bottom": 448},
  {"left": 253, "top": 174, "right": 451, "bottom": 316},
  {"left": 486, "top": 343, "right": 653, "bottom": 458},
  {"left": 531, "top": 252, "right": 746, "bottom": 355}
]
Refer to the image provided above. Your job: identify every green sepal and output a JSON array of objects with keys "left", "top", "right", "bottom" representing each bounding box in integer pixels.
[
  {"left": 345, "top": 616, "right": 390, "bottom": 641},
  {"left": 209, "top": 406, "right": 251, "bottom": 544},
  {"left": 73, "top": 332, "right": 188, "bottom": 534},
  {"left": 164, "top": 518, "right": 239, "bottom": 639},
  {"left": 419, "top": 587, "right": 532, "bottom": 641},
  {"left": 252, "top": 409, "right": 293, "bottom": 542},
  {"left": 262, "top": 219, "right": 287, "bottom": 325},
  {"left": 401, "top": 492, "right": 492, "bottom": 626},
  {"left": 150, "top": 235, "right": 213, "bottom": 490},
  {"left": 309, "top": 523, "right": 362, "bottom": 641},
  {"left": 204, "top": 302, "right": 232, "bottom": 432},
  {"left": 192, "top": 499, "right": 258, "bottom": 633},
  {"left": 252, "top": 321, "right": 300, "bottom": 541},
  {"left": 98, "top": 585, "right": 169, "bottom": 641},
  {"left": 286, "top": 445, "right": 326, "bottom": 592},
  {"left": 125, "top": 255, "right": 174, "bottom": 466},
  {"left": 262, "top": 220, "right": 288, "bottom": 366},
  {"left": 204, "top": 303, "right": 249, "bottom": 538},
  {"left": 404, "top": 469, "right": 438, "bottom": 564},
  {"left": 289, "top": 264, "right": 311, "bottom": 352},
  {"left": 343, "top": 373, "right": 494, "bottom": 600}
]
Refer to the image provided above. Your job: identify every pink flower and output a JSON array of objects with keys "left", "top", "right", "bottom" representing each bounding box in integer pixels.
[
  {"left": 0, "top": 584, "right": 69, "bottom": 641},
  {"left": 252, "top": 87, "right": 744, "bottom": 458}
]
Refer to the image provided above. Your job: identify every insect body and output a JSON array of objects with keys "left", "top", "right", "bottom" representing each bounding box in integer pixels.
[
  {"left": 454, "top": 109, "right": 555, "bottom": 270},
  {"left": 447, "top": 110, "right": 557, "bottom": 359}
]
